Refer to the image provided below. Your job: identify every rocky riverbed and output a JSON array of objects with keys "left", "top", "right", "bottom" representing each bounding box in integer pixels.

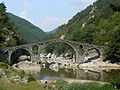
[
  {"left": 12, "top": 58, "right": 120, "bottom": 73},
  {"left": 12, "top": 61, "right": 41, "bottom": 71}
]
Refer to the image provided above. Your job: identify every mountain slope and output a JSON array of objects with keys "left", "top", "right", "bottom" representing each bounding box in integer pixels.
[
  {"left": 8, "top": 13, "right": 47, "bottom": 43},
  {"left": 0, "top": 3, "right": 29, "bottom": 62},
  {"left": 45, "top": 0, "right": 120, "bottom": 62},
  {"left": 49, "top": 0, "right": 120, "bottom": 43}
]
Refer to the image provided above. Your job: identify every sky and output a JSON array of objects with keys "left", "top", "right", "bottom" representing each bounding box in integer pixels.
[{"left": 1, "top": 0, "right": 96, "bottom": 32}]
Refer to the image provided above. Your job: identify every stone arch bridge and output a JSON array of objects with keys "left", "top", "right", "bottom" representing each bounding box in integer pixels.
[{"left": 2, "top": 39, "right": 105, "bottom": 64}]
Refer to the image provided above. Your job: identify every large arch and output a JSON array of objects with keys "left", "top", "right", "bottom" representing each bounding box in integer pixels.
[
  {"left": 10, "top": 48, "right": 31, "bottom": 64},
  {"left": 45, "top": 40, "right": 79, "bottom": 54},
  {"left": 41, "top": 40, "right": 79, "bottom": 62}
]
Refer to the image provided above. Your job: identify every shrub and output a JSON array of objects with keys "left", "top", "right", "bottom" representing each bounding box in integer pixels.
[
  {"left": 55, "top": 81, "right": 116, "bottom": 90},
  {"left": 27, "top": 74, "right": 36, "bottom": 82},
  {"left": 55, "top": 79, "right": 69, "bottom": 90},
  {"left": 17, "top": 70, "right": 36, "bottom": 82},
  {"left": 17, "top": 70, "right": 26, "bottom": 78},
  {"left": 111, "top": 82, "right": 120, "bottom": 89},
  {"left": 0, "top": 62, "right": 9, "bottom": 69}
]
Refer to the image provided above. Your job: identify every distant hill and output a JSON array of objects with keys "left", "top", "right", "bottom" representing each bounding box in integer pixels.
[
  {"left": 8, "top": 13, "right": 47, "bottom": 43},
  {"left": 46, "top": 27, "right": 59, "bottom": 34}
]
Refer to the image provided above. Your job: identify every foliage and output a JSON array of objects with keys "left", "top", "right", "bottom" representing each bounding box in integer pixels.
[
  {"left": 0, "top": 62, "right": 9, "bottom": 69},
  {"left": 55, "top": 80, "right": 116, "bottom": 90},
  {"left": 0, "top": 3, "right": 29, "bottom": 62},
  {"left": 0, "top": 63, "right": 36, "bottom": 82},
  {"left": 55, "top": 79, "right": 69, "bottom": 90},
  {"left": 94, "top": 12, "right": 120, "bottom": 62},
  {"left": 0, "top": 80, "right": 47, "bottom": 90},
  {"left": 111, "top": 82, "right": 120, "bottom": 89},
  {"left": 0, "top": 2, "right": 46, "bottom": 46},
  {"left": 0, "top": 63, "right": 46, "bottom": 90},
  {"left": 46, "top": 0, "right": 120, "bottom": 62},
  {"left": 45, "top": 42, "right": 75, "bottom": 57},
  {"left": 8, "top": 13, "right": 47, "bottom": 43},
  {"left": 27, "top": 74, "right": 36, "bottom": 82}
]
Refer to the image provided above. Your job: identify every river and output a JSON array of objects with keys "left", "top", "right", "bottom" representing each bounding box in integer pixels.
[{"left": 28, "top": 64, "right": 120, "bottom": 82}]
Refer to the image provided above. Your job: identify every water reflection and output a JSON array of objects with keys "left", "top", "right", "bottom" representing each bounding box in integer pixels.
[{"left": 29, "top": 65, "right": 120, "bottom": 82}]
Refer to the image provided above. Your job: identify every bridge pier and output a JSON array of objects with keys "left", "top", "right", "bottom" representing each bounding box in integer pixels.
[
  {"left": 31, "top": 54, "right": 41, "bottom": 63},
  {"left": 75, "top": 52, "right": 84, "bottom": 64},
  {"left": 8, "top": 50, "right": 12, "bottom": 63}
]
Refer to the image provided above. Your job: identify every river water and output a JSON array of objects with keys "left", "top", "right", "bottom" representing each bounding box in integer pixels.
[{"left": 29, "top": 64, "right": 120, "bottom": 82}]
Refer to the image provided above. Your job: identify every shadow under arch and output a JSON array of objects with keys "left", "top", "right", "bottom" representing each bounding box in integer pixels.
[
  {"left": 41, "top": 41, "right": 77, "bottom": 62},
  {"left": 10, "top": 48, "right": 31, "bottom": 65},
  {"left": 84, "top": 48, "right": 101, "bottom": 63}
]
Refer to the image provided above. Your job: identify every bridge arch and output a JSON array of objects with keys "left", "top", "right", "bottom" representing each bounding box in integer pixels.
[
  {"left": 10, "top": 48, "right": 31, "bottom": 64},
  {"left": 84, "top": 48, "right": 101, "bottom": 63},
  {"left": 45, "top": 40, "right": 78, "bottom": 53},
  {"left": 41, "top": 40, "right": 79, "bottom": 62}
]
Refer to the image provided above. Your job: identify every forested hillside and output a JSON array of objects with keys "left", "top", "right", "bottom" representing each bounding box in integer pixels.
[
  {"left": 8, "top": 13, "right": 47, "bottom": 43},
  {"left": 0, "top": 3, "right": 28, "bottom": 61},
  {"left": 0, "top": 3, "right": 27, "bottom": 49},
  {"left": 45, "top": 0, "right": 120, "bottom": 62}
]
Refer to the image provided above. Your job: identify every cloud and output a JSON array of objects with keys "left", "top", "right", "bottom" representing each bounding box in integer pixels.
[{"left": 38, "top": 17, "right": 68, "bottom": 32}]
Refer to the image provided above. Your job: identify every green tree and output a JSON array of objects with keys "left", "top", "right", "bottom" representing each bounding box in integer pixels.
[{"left": 105, "top": 29, "right": 120, "bottom": 63}]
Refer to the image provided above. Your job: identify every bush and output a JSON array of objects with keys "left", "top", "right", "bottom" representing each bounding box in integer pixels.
[
  {"left": 111, "top": 82, "right": 120, "bottom": 89},
  {"left": 0, "top": 62, "right": 9, "bottom": 69},
  {"left": 17, "top": 70, "right": 36, "bottom": 82},
  {"left": 55, "top": 80, "right": 116, "bottom": 90},
  {"left": 17, "top": 70, "right": 26, "bottom": 78},
  {"left": 27, "top": 74, "right": 36, "bottom": 82},
  {"left": 55, "top": 79, "right": 69, "bottom": 90}
]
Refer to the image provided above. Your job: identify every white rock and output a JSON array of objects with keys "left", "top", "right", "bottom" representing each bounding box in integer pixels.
[{"left": 60, "top": 34, "right": 65, "bottom": 39}]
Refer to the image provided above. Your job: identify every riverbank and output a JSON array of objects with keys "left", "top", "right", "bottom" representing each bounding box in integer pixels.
[
  {"left": 39, "top": 77, "right": 108, "bottom": 84},
  {"left": 12, "top": 61, "right": 41, "bottom": 72},
  {"left": 58, "top": 59, "right": 120, "bottom": 70},
  {"left": 38, "top": 79, "right": 116, "bottom": 90},
  {"left": 0, "top": 62, "right": 118, "bottom": 90},
  {"left": 12, "top": 59, "right": 120, "bottom": 73}
]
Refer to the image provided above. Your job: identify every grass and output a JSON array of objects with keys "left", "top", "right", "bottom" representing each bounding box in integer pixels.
[
  {"left": 0, "top": 62, "right": 48, "bottom": 90},
  {"left": 55, "top": 79, "right": 117, "bottom": 90},
  {"left": 0, "top": 62, "right": 9, "bottom": 69},
  {"left": 0, "top": 80, "right": 48, "bottom": 90},
  {"left": 0, "top": 62, "right": 118, "bottom": 90},
  {"left": 0, "top": 62, "right": 36, "bottom": 82}
]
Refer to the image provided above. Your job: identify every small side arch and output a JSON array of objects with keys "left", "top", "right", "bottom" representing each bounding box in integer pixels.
[
  {"left": 84, "top": 48, "right": 101, "bottom": 63},
  {"left": 10, "top": 48, "right": 31, "bottom": 64}
]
